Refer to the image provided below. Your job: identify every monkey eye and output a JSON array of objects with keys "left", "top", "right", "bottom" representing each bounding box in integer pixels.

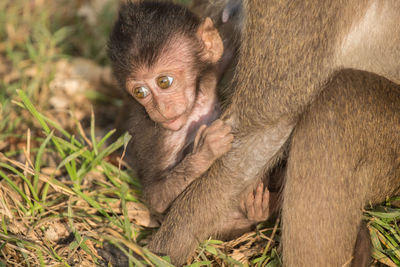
[
  {"left": 133, "top": 86, "right": 150, "bottom": 99},
  {"left": 157, "top": 75, "right": 173, "bottom": 89}
]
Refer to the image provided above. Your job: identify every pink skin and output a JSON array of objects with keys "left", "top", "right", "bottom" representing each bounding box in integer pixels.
[
  {"left": 191, "top": 119, "right": 233, "bottom": 174},
  {"left": 241, "top": 182, "right": 271, "bottom": 222},
  {"left": 126, "top": 18, "right": 224, "bottom": 132},
  {"left": 126, "top": 39, "right": 199, "bottom": 132},
  {"left": 220, "top": 181, "right": 275, "bottom": 239}
]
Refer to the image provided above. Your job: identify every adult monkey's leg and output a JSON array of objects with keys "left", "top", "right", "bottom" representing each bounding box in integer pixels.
[{"left": 282, "top": 70, "right": 400, "bottom": 266}]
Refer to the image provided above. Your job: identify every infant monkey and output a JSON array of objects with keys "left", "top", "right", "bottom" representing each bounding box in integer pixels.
[{"left": 108, "top": 0, "right": 275, "bottom": 238}]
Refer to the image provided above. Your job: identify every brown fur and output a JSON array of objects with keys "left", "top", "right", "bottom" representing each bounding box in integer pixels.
[
  {"left": 191, "top": 0, "right": 242, "bottom": 92},
  {"left": 147, "top": 1, "right": 400, "bottom": 266},
  {"left": 283, "top": 69, "right": 400, "bottom": 266},
  {"left": 352, "top": 222, "right": 372, "bottom": 267}
]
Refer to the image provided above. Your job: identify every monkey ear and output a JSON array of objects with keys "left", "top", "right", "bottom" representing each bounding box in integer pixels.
[{"left": 197, "top": 17, "right": 224, "bottom": 63}]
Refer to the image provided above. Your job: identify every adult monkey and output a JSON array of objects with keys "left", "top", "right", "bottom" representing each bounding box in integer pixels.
[{"left": 148, "top": 1, "right": 400, "bottom": 266}]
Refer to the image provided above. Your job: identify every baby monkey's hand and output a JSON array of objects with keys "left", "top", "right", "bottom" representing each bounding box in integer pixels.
[
  {"left": 191, "top": 119, "right": 233, "bottom": 173},
  {"left": 241, "top": 182, "right": 271, "bottom": 223}
]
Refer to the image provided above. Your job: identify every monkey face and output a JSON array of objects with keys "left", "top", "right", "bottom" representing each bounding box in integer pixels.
[
  {"left": 122, "top": 18, "right": 223, "bottom": 132},
  {"left": 126, "top": 40, "right": 199, "bottom": 131}
]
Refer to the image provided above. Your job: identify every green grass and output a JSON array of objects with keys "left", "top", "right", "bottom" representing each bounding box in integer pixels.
[{"left": 0, "top": 0, "right": 399, "bottom": 266}]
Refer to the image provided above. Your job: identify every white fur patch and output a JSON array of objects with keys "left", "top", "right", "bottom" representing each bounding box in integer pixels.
[
  {"left": 340, "top": 2, "right": 383, "bottom": 55},
  {"left": 336, "top": 1, "right": 400, "bottom": 83},
  {"left": 226, "top": 120, "right": 294, "bottom": 182}
]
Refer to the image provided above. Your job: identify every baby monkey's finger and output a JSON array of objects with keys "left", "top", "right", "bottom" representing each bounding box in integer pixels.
[
  {"left": 193, "top": 124, "right": 207, "bottom": 152},
  {"left": 245, "top": 190, "right": 255, "bottom": 219},
  {"left": 262, "top": 187, "right": 270, "bottom": 214},
  {"left": 254, "top": 183, "right": 264, "bottom": 218}
]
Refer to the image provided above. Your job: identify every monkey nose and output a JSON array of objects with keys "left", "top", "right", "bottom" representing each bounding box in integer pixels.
[
  {"left": 156, "top": 103, "right": 176, "bottom": 120},
  {"left": 154, "top": 100, "right": 168, "bottom": 115}
]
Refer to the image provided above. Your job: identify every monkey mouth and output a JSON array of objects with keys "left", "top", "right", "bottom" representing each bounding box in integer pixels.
[
  {"left": 165, "top": 118, "right": 178, "bottom": 123},
  {"left": 163, "top": 118, "right": 179, "bottom": 125},
  {"left": 163, "top": 114, "right": 183, "bottom": 125},
  {"left": 161, "top": 115, "right": 185, "bottom": 131}
]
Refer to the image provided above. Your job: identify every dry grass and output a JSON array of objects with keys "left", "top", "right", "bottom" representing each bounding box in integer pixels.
[{"left": 0, "top": 0, "right": 399, "bottom": 266}]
